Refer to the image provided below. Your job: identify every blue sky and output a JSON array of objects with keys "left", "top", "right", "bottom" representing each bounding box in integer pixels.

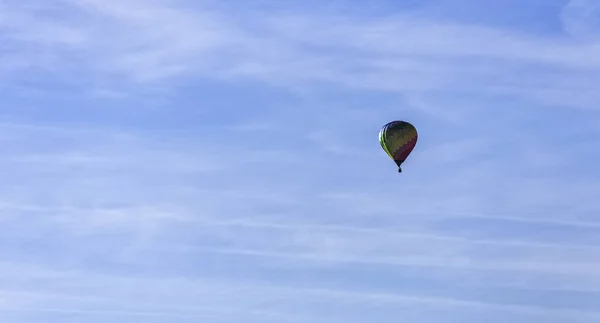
[{"left": 1, "top": 0, "right": 600, "bottom": 322}]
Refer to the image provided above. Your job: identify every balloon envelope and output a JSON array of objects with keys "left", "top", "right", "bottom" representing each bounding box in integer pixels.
[{"left": 379, "top": 120, "right": 418, "bottom": 172}]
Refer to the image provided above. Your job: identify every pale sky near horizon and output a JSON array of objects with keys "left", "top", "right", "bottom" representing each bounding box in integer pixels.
[{"left": 1, "top": 0, "right": 600, "bottom": 322}]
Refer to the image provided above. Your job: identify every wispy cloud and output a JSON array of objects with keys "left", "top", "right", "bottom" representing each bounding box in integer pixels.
[
  {"left": 1, "top": 0, "right": 600, "bottom": 322},
  {"left": 2, "top": 0, "right": 600, "bottom": 108}
]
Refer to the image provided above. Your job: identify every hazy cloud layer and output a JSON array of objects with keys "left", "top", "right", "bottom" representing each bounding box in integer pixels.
[{"left": 0, "top": 0, "right": 599, "bottom": 322}]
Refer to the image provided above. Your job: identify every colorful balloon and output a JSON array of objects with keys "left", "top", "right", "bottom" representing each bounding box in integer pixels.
[{"left": 379, "top": 120, "right": 418, "bottom": 173}]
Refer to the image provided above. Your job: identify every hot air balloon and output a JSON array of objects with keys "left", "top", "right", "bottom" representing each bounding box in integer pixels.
[{"left": 379, "top": 120, "right": 418, "bottom": 173}]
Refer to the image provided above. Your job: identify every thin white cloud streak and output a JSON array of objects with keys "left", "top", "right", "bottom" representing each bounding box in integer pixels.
[
  {"left": 319, "top": 185, "right": 600, "bottom": 225},
  {"left": 0, "top": 307, "right": 319, "bottom": 323},
  {"left": 155, "top": 232, "right": 600, "bottom": 277},
  {"left": 156, "top": 218, "right": 600, "bottom": 248},
  {"left": 294, "top": 287, "right": 600, "bottom": 319},
  {"left": 0, "top": 292, "right": 316, "bottom": 323},
  {"left": 159, "top": 244, "right": 600, "bottom": 276}
]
